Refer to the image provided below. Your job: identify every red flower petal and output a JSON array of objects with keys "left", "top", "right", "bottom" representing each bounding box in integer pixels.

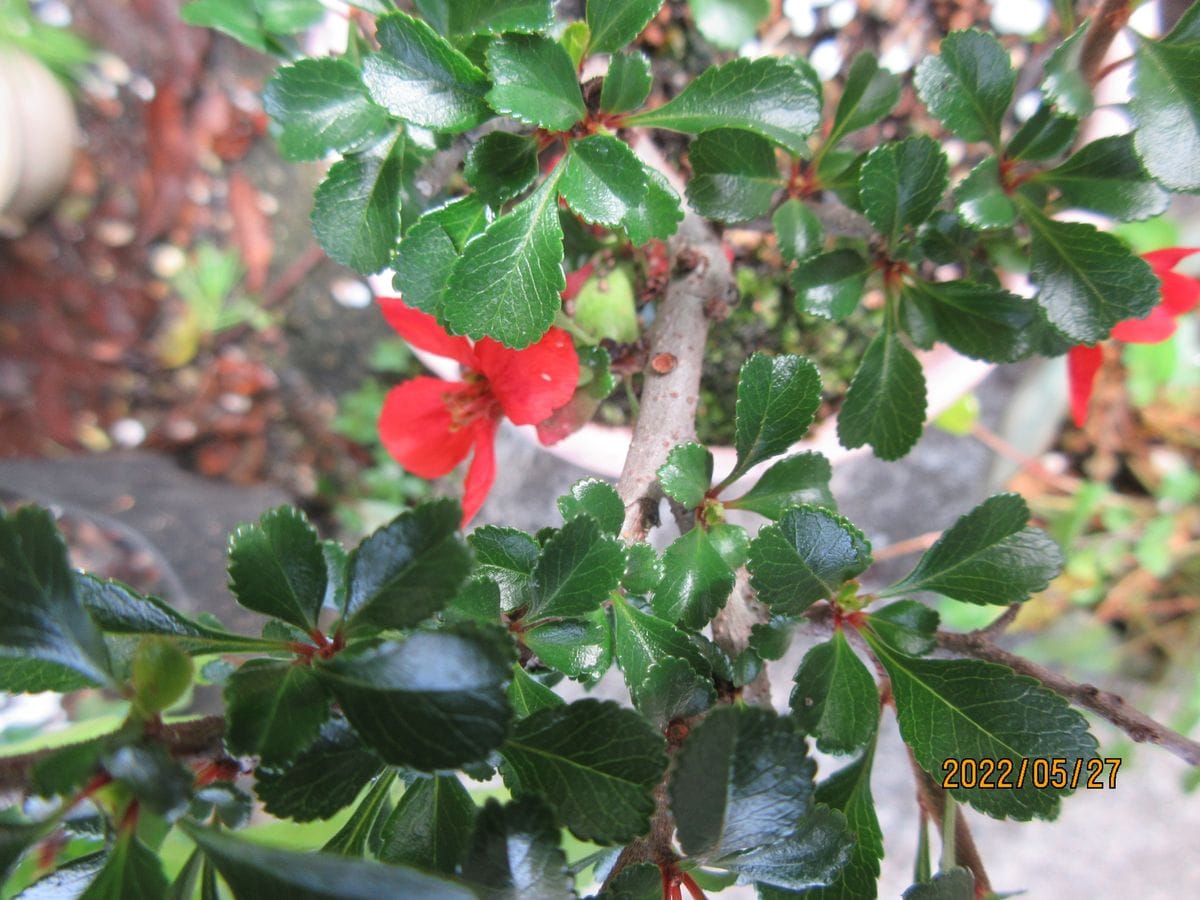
[
  {"left": 474, "top": 328, "right": 580, "bottom": 425},
  {"left": 378, "top": 377, "right": 477, "bottom": 478},
  {"left": 1067, "top": 344, "right": 1104, "bottom": 428},
  {"left": 378, "top": 297, "right": 478, "bottom": 369},
  {"left": 562, "top": 262, "right": 595, "bottom": 301},
  {"left": 1141, "top": 247, "right": 1200, "bottom": 274},
  {"left": 1111, "top": 305, "right": 1178, "bottom": 343},
  {"left": 1159, "top": 270, "right": 1200, "bottom": 316},
  {"left": 461, "top": 419, "right": 499, "bottom": 526}
]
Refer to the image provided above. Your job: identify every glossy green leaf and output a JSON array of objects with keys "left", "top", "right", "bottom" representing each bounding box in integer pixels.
[
  {"left": 499, "top": 698, "right": 668, "bottom": 843},
  {"left": 444, "top": 169, "right": 566, "bottom": 348},
  {"left": 525, "top": 606, "right": 613, "bottom": 680},
  {"left": 508, "top": 664, "right": 564, "bottom": 717},
  {"left": 657, "top": 442, "right": 714, "bottom": 507},
  {"left": 1006, "top": 104, "right": 1078, "bottom": 161},
  {"left": 860, "top": 136, "right": 949, "bottom": 240},
  {"left": 1040, "top": 134, "right": 1170, "bottom": 221},
  {"left": 1131, "top": 32, "right": 1200, "bottom": 191},
  {"left": 228, "top": 506, "right": 326, "bottom": 632},
  {"left": 255, "top": 0, "right": 325, "bottom": 34},
  {"left": 562, "top": 21, "right": 591, "bottom": 67},
  {"left": 837, "top": 331, "right": 927, "bottom": 461},
  {"left": 773, "top": 198, "right": 823, "bottom": 263},
  {"left": 264, "top": 59, "right": 391, "bottom": 162},
  {"left": 323, "top": 770, "right": 397, "bottom": 857},
  {"left": 652, "top": 526, "right": 735, "bottom": 628},
  {"left": 634, "top": 655, "right": 716, "bottom": 726},
  {"left": 885, "top": 494, "right": 1063, "bottom": 605},
  {"left": 686, "top": 129, "right": 783, "bottom": 223},
  {"left": 790, "top": 630, "right": 878, "bottom": 754},
  {"left": 181, "top": 0, "right": 268, "bottom": 51},
  {"left": 721, "top": 805, "right": 852, "bottom": 891},
  {"left": 623, "top": 163, "right": 684, "bottom": 244},
  {"left": 464, "top": 132, "right": 539, "bottom": 209},
  {"left": 311, "top": 135, "right": 404, "bottom": 275},
  {"left": 392, "top": 220, "right": 457, "bottom": 315},
  {"left": 1042, "top": 21, "right": 1092, "bottom": 118},
  {"left": 830, "top": 52, "right": 901, "bottom": 147},
  {"left": 791, "top": 250, "right": 871, "bottom": 321},
  {"left": 587, "top": 0, "right": 664, "bottom": 54},
  {"left": 621, "top": 543, "right": 663, "bottom": 595},
  {"left": 528, "top": 515, "right": 625, "bottom": 620},
  {"left": 462, "top": 797, "right": 572, "bottom": 898},
  {"left": 557, "top": 478, "right": 624, "bottom": 535},
  {"left": 865, "top": 599, "right": 938, "bottom": 656},
  {"left": 865, "top": 636, "right": 1098, "bottom": 820},
  {"left": 1, "top": 820, "right": 51, "bottom": 884},
  {"left": 601, "top": 50, "right": 653, "bottom": 113},
  {"left": 748, "top": 505, "right": 872, "bottom": 615},
  {"left": 955, "top": 156, "right": 1015, "bottom": 230},
  {"left": 380, "top": 775, "right": 476, "bottom": 873},
  {"left": 901, "top": 278, "right": 1037, "bottom": 363},
  {"left": 422, "top": 195, "right": 490, "bottom": 250},
  {"left": 728, "top": 352, "right": 822, "bottom": 482},
  {"left": 1018, "top": 201, "right": 1160, "bottom": 343},
  {"left": 343, "top": 500, "right": 469, "bottom": 631},
  {"left": 914, "top": 29, "right": 1014, "bottom": 145},
  {"left": 80, "top": 831, "right": 168, "bottom": 900},
  {"left": 316, "top": 627, "right": 514, "bottom": 770},
  {"left": 362, "top": 12, "right": 490, "bottom": 132},
  {"left": 415, "top": 0, "right": 554, "bottom": 36},
  {"left": 487, "top": 34, "right": 586, "bottom": 130},
  {"left": 626, "top": 56, "right": 821, "bottom": 155},
  {"left": 904, "top": 867, "right": 975, "bottom": 899},
  {"left": 727, "top": 451, "right": 834, "bottom": 520},
  {"left": 802, "top": 744, "right": 883, "bottom": 900},
  {"left": 224, "top": 659, "right": 331, "bottom": 765},
  {"left": 560, "top": 134, "right": 649, "bottom": 227},
  {"left": 689, "top": 0, "right": 770, "bottom": 49},
  {"left": 612, "top": 594, "right": 712, "bottom": 687},
  {"left": 469, "top": 526, "right": 540, "bottom": 612}
]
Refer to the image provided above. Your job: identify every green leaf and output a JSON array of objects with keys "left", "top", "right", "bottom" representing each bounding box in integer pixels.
[
  {"left": 748, "top": 505, "right": 872, "bottom": 615},
  {"left": 508, "top": 664, "right": 564, "bottom": 717},
  {"left": 1042, "top": 21, "right": 1092, "bottom": 118},
  {"left": 1017, "top": 201, "right": 1160, "bottom": 343},
  {"left": 462, "top": 797, "right": 572, "bottom": 898},
  {"left": 587, "top": 0, "right": 665, "bottom": 54},
  {"left": 224, "top": 659, "right": 331, "bottom": 765},
  {"left": 1039, "top": 134, "right": 1170, "bottom": 221},
  {"left": 415, "top": 0, "right": 554, "bottom": 37},
  {"left": 671, "top": 706, "right": 816, "bottom": 860},
  {"left": 464, "top": 132, "right": 539, "bottom": 209},
  {"left": 80, "top": 832, "right": 168, "bottom": 900},
  {"left": 657, "top": 442, "right": 714, "bottom": 507},
  {"left": 685, "top": 129, "right": 783, "bottom": 223},
  {"left": 773, "top": 199, "right": 823, "bottom": 264},
  {"left": 486, "top": 34, "right": 586, "bottom": 131},
  {"left": 528, "top": 516, "right": 625, "bottom": 620},
  {"left": 0, "top": 505, "right": 111, "bottom": 691},
  {"left": 1, "top": 820, "right": 51, "bottom": 884},
  {"left": 323, "top": 770, "right": 398, "bottom": 857},
  {"left": 954, "top": 156, "right": 1015, "bottom": 230},
  {"left": 562, "top": 20, "right": 591, "bottom": 68},
  {"left": 652, "top": 527, "right": 735, "bottom": 628},
  {"left": 901, "top": 278, "right": 1037, "bottom": 363},
  {"left": 264, "top": 59, "right": 391, "bottom": 162},
  {"left": 254, "top": 720, "right": 384, "bottom": 822},
  {"left": 574, "top": 265, "right": 639, "bottom": 343},
  {"left": 380, "top": 775, "right": 477, "bottom": 873},
  {"left": 904, "top": 868, "right": 975, "bottom": 899},
  {"left": 498, "top": 699, "right": 668, "bottom": 843},
  {"left": 623, "top": 163, "right": 684, "bottom": 245},
  {"left": 601, "top": 50, "right": 653, "bottom": 114},
  {"left": 181, "top": 0, "right": 268, "bottom": 52},
  {"left": 525, "top": 607, "right": 613, "bottom": 680},
  {"left": 914, "top": 29, "right": 1014, "bottom": 145},
  {"left": 802, "top": 745, "right": 883, "bottom": 900},
  {"left": 864, "top": 636, "right": 1098, "bottom": 820},
  {"left": 392, "top": 220, "right": 458, "bottom": 315},
  {"left": 726, "top": 452, "right": 834, "bottom": 520},
  {"left": 316, "top": 627, "right": 514, "bottom": 770},
  {"left": 228, "top": 506, "right": 326, "bottom": 632},
  {"left": 860, "top": 136, "right": 949, "bottom": 240},
  {"left": 612, "top": 594, "right": 712, "bottom": 688},
  {"left": 633, "top": 655, "right": 716, "bottom": 726},
  {"left": 621, "top": 543, "right": 663, "bottom": 595},
  {"left": 1131, "top": 32, "right": 1200, "bottom": 191},
  {"left": 790, "top": 630, "right": 878, "bottom": 754},
  {"left": 469, "top": 526, "right": 540, "bottom": 613},
  {"left": 255, "top": 0, "right": 324, "bottom": 34},
  {"left": 865, "top": 600, "right": 938, "bottom": 656},
  {"left": 560, "top": 134, "right": 649, "bottom": 227},
  {"left": 689, "top": 0, "right": 769, "bottom": 49},
  {"left": 18, "top": 852, "right": 107, "bottom": 899},
  {"left": 311, "top": 135, "right": 404, "bottom": 275},
  {"left": 131, "top": 637, "right": 193, "bottom": 713},
  {"left": 343, "top": 499, "right": 469, "bottom": 632},
  {"left": 828, "top": 52, "right": 901, "bottom": 146},
  {"left": 183, "top": 823, "right": 475, "bottom": 899},
  {"left": 1006, "top": 104, "right": 1078, "bottom": 162},
  {"left": 191, "top": 782, "right": 252, "bottom": 830},
  {"left": 557, "top": 478, "right": 625, "bottom": 535},
  {"left": 729, "top": 352, "right": 822, "bottom": 482},
  {"left": 103, "top": 743, "right": 193, "bottom": 817},
  {"left": 444, "top": 169, "right": 566, "bottom": 348},
  {"left": 885, "top": 494, "right": 1063, "bottom": 605},
  {"left": 721, "top": 805, "right": 852, "bottom": 891},
  {"left": 626, "top": 56, "right": 821, "bottom": 155},
  {"left": 422, "top": 195, "right": 490, "bottom": 250},
  {"left": 791, "top": 250, "right": 871, "bottom": 321},
  {"left": 837, "top": 331, "right": 927, "bottom": 461},
  {"left": 363, "top": 12, "right": 490, "bottom": 132}
]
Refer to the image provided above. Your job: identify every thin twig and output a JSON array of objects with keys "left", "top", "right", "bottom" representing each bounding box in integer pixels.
[
  {"left": 1079, "top": 0, "right": 1134, "bottom": 86},
  {"left": 872, "top": 529, "right": 943, "bottom": 564}
]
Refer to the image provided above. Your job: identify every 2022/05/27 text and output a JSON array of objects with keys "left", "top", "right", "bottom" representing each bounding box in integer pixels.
[{"left": 941, "top": 757, "right": 1122, "bottom": 790}]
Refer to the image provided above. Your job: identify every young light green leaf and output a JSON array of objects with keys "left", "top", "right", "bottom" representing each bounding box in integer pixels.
[
  {"left": 524, "top": 607, "right": 613, "bottom": 680},
  {"left": 652, "top": 526, "right": 735, "bottom": 628},
  {"left": 727, "top": 451, "right": 834, "bottom": 520},
  {"left": 464, "top": 132, "right": 539, "bottom": 209},
  {"left": 381, "top": 775, "right": 477, "bottom": 873},
  {"left": 224, "top": 659, "right": 331, "bottom": 766},
  {"left": 498, "top": 699, "right": 668, "bottom": 843},
  {"left": 1039, "top": 134, "right": 1170, "bottom": 222},
  {"left": 415, "top": 0, "right": 554, "bottom": 37},
  {"left": 181, "top": 0, "right": 269, "bottom": 51},
  {"left": 955, "top": 156, "right": 1015, "bottom": 230},
  {"left": 773, "top": 198, "right": 823, "bottom": 263},
  {"left": 748, "top": 505, "right": 872, "bottom": 615},
  {"left": 560, "top": 134, "right": 649, "bottom": 227},
  {"left": 626, "top": 56, "right": 821, "bottom": 155},
  {"left": 228, "top": 506, "right": 326, "bottom": 631},
  {"left": 1130, "top": 32, "right": 1200, "bottom": 191},
  {"left": 914, "top": 29, "right": 1014, "bottom": 145},
  {"left": 462, "top": 797, "right": 572, "bottom": 898},
  {"left": 865, "top": 599, "right": 939, "bottom": 656},
  {"left": 791, "top": 630, "right": 878, "bottom": 754},
  {"left": 362, "top": 12, "right": 490, "bottom": 132},
  {"left": 685, "top": 129, "right": 784, "bottom": 223},
  {"left": 343, "top": 499, "right": 469, "bottom": 632},
  {"left": 829, "top": 52, "right": 902, "bottom": 146},
  {"left": 791, "top": 250, "right": 871, "bottom": 321},
  {"left": 562, "top": 20, "right": 592, "bottom": 68},
  {"left": 865, "top": 637, "right": 1098, "bottom": 820},
  {"left": 860, "top": 136, "right": 949, "bottom": 240},
  {"left": 311, "top": 135, "right": 405, "bottom": 275},
  {"left": 264, "top": 58, "right": 392, "bottom": 161},
  {"left": 587, "top": 0, "right": 665, "bottom": 54},
  {"left": 900, "top": 279, "right": 1038, "bottom": 363},
  {"left": 689, "top": 0, "right": 770, "bottom": 49},
  {"left": 392, "top": 219, "right": 457, "bottom": 315},
  {"left": 885, "top": 493, "right": 1063, "bottom": 605},
  {"left": 729, "top": 352, "right": 822, "bottom": 482},
  {"left": 623, "top": 163, "right": 685, "bottom": 245},
  {"left": 443, "top": 169, "right": 566, "bottom": 348},
  {"left": 528, "top": 515, "right": 625, "bottom": 620},
  {"left": 837, "top": 331, "right": 927, "bottom": 461},
  {"left": 601, "top": 50, "right": 653, "bottom": 113},
  {"left": 486, "top": 34, "right": 586, "bottom": 131},
  {"left": 657, "top": 442, "right": 714, "bottom": 507},
  {"left": 256, "top": 0, "right": 325, "bottom": 34},
  {"left": 469, "top": 526, "right": 540, "bottom": 612},
  {"left": 557, "top": 478, "right": 624, "bottom": 535}
]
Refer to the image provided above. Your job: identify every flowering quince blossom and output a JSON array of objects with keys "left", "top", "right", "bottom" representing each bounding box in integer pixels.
[
  {"left": 377, "top": 298, "right": 580, "bottom": 525},
  {"left": 1068, "top": 247, "right": 1200, "bottom": 427}
]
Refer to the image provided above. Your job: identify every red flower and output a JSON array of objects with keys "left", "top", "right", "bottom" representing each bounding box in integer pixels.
[
  {"left": 377, "top": 299, "right": 579, "bottom": 525},
  {"left": 1067, "top": 247, "right": 1199, "bottom": 427}
]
